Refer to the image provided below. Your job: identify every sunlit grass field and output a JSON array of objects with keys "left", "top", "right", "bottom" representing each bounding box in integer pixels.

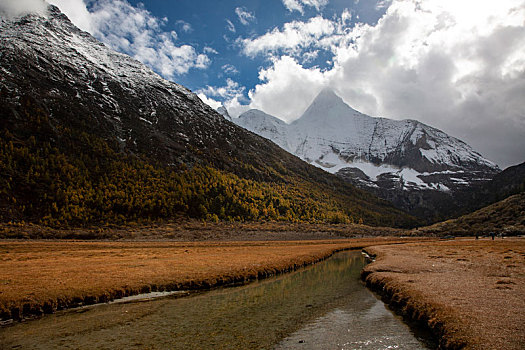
[
  {"left": 0, "top": 237, "right": 420, "bottom": 321},
  {"left": 363, "top": 238, "right": 525, "bottom": 350}
]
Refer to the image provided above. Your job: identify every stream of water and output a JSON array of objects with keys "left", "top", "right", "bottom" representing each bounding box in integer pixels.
[{"left": 0, "top": 251, "right": 435, "bottom": 349}]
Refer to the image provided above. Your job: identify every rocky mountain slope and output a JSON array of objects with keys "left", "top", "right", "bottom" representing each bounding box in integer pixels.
[
  {"left": 481, "top": 162, "right": 525, "bottom": 202},
  {"left": 0, "top": 5, "right": 416, "bottom": 227},
  {"left": 234, "top": 88, "right": 500, "bottom": 221},
  {"left": 413, "top": 192, "right": 525, "bottom": 236},
  {"left": 450, "top": 161, "right": 525, "bottom": 217}
]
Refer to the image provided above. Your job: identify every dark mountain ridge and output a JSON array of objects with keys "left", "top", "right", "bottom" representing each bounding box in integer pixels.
[
  {"left": 455, "top": 161, "right": 525, "bottom": 213},
  {"left": 414, "top": 192, "right": 525, "bottom": 236}
]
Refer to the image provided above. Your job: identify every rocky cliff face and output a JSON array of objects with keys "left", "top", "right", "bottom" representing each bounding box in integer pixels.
[{"left": 234, "top": 88, "right": 500, "bottom": 221}]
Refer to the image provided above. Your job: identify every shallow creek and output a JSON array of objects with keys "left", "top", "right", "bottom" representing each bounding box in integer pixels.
[{"left": 0, "top": 251, "right": 434, "bottom": 349}]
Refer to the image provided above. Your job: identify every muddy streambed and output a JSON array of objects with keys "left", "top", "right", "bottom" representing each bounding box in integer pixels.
[{"left": 0, "top": 251, "right": 435, "bottom": 349}]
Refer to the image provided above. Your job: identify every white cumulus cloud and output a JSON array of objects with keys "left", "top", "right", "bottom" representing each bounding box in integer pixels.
[
  {"left": 221, "top": 64, "right": 239, "bottom": 75},
  {"left": 176, "top": 20, "right": 193, "bottom": 33},
  {"left": 235, "top": 7, "right": 255, "bottom": 25},
  {"left": 238, "top": 16, "right": 338, "bottom": 57},
  {"left": 282, "top": 0, "right": 329, "bottom": 15},
  {"left": 245, "top": 56, "right": 327, "bottom": 121},
  {"left": 198, "top": 78, "right": 245, "bottom": 99},
  {"left": 197, "top": 93, "right": 222, "bottom": 110},
  {"left": 198, "top": 79, "right": 249, "bottom": 117},
  {"left": 204, "top": 46, "right": 219, "bottom": 55},
  {"left": 48, "top": 0, "right": 211, "bottom": 79},
  {"left": 226, "top": 19, "right": 236, "bottom": 33}
]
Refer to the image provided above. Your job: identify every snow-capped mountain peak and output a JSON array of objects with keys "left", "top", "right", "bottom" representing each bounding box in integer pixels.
[
  {"left": 217, "top": 106, "right": 232, "bottom": 121},
  {"left": 233, "top": 89, "right": 500, "bottom": 218},
  {"left": 235, "top": 109, "right": 290, "bottom": 149},
  {"left": 294, "top": 88, "right": 362, "bottom": 125}
]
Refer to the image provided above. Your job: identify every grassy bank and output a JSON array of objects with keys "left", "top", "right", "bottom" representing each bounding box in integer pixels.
[
  {"left": 362, "top": 238, "right": 525, "bottom": 350},
  {"left": 0, "top": 237, "right": 420, "bottom": 321}
]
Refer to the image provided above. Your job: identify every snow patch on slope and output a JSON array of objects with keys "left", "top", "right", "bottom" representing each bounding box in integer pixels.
[
  {"left": 232, "top": 88, "right": 499, "bottom": 192},
  {"left": 236, "top": 109, "right": 290, "bottom": 150}
]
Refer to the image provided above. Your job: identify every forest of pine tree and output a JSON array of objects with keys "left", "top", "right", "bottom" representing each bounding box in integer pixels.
[{"left": 0, "top": 96, "right": 416, "bottom": 228}]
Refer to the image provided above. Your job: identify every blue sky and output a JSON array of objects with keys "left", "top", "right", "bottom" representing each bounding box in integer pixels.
[
  {"left": 5, "top": 0, "right": 525, "bottom": 167},
  {"left": 86, "top": 0, "right": 389, "bottom": 106}
]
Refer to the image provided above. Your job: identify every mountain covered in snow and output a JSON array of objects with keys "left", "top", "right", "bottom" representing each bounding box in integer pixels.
[
  {"left": 0, "top": 5, "right": 416, "bottom": 227},
  {"left": 233, "top": 88, "right": 500, "bottom": 220},
  {"left": 217, "top": 106, "right": 232, "bottom": 121}
]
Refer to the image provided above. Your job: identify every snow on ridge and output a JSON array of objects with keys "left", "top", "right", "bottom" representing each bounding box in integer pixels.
[
  {"left": 217, "top": 106, "right": 232, "bottom": 121},
  {"left": 0, "top": 5, "right": 204, "bottom": 108},
  {"left": 235, "top": 109, "right": 290, "bottom": 150},
  {"left": 233, "top": 88, "right": 498, "bottom": 191}
]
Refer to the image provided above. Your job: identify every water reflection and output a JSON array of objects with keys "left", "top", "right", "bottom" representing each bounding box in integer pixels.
[
  {"left": 276, "top": 281, "right": 431, "bottom": 349},
  {"left": 0, "top": 251, "right": 433, "bottom": 349}
]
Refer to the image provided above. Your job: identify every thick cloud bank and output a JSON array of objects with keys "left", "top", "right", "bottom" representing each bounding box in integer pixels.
[
  {"left": 230, "top": 0, "right": 525, "bottom": 167},
  {"left": 0, "top": 0, "right": 47, "bottom": 17}
]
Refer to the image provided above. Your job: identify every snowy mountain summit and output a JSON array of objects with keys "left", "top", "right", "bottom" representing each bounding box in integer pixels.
[
  {"left": 235, "top": 88, "right": 500, "bottom": 218},
  {"left": 217, "top": 106, "right": 232, "bottom": 121}
]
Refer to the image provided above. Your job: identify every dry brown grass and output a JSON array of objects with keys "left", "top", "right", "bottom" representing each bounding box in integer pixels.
[
  {"left": 0, "top": 237, "right": 422, "bottom": 321},
  {"left": 362, "top": 238, "right": 525, "bottom": 350}
]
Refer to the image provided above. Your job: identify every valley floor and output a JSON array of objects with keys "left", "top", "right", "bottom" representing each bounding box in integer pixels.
[
  {"left": 362, "top": 238, "right": 525, "bottom": 350},
  {"left": 0, "top": 237, "right": 417, "bottom": 322},
  {"left": 1, "top": 235, "right": 523, "bottom": 350}
]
